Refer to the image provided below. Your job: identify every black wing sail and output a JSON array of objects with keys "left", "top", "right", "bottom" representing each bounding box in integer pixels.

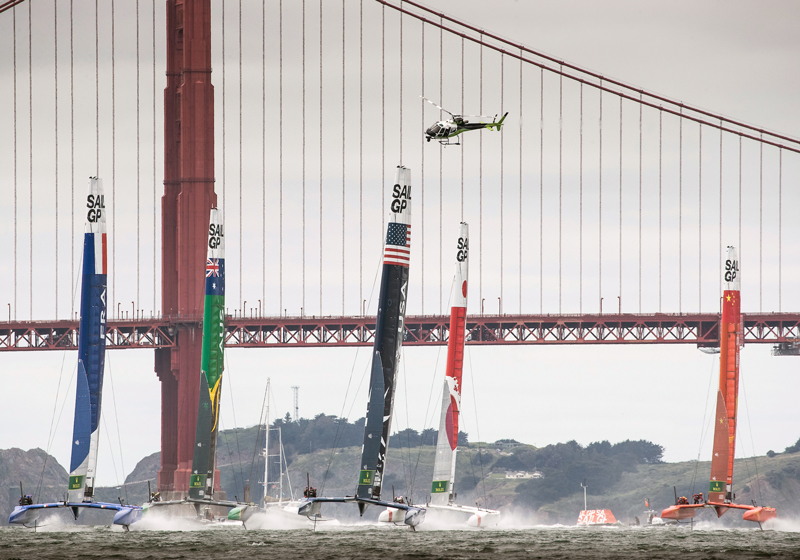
[{"left": 356, "top": 166, "right": 412, "bottom": 511}]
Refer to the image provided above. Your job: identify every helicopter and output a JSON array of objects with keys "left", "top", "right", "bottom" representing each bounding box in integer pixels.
[{"left": 422, "top": 96, "right": 508, "bottom": 146}]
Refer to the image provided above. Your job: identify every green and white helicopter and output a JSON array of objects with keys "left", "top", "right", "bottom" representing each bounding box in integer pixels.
[{"left": 422, "top": 96, "right": 508, "bottom": 146}]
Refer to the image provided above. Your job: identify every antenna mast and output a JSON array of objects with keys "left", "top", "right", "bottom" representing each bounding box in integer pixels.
[{"left": 292, "top": 386, "right": 299, "bottom": 421}]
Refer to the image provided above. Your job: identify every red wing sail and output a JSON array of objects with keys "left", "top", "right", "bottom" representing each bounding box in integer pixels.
[{"left": 708, "top": 390, "right": 730, "bottom": 502}]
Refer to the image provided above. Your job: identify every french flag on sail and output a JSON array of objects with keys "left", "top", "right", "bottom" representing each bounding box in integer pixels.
[{"left": 384, "top": 222, "right": 411, "bottom": 267}]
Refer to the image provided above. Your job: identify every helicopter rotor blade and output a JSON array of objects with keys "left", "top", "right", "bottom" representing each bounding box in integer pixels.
[{"left": 421, "top": 96, "right": 454, "bottom": 118}]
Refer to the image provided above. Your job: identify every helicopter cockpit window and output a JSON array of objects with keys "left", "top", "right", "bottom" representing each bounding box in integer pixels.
[{"left": 428, "top": 124, "right": 441, "bottom": 135}]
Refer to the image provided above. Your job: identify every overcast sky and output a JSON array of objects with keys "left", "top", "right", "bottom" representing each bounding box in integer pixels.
[{"left": 0, "top": 0, "right": 798, "bottom": 487}]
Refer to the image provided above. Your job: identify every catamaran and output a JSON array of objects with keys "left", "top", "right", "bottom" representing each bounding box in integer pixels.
[
  {"left": 379, "top": 223, "right": 499, "bottom": 527},
  {"left": 114, "top": 207, "right": 246, "bottom": 528},
  {"left": 289, "top": 165, "right": 424, "bottom": 528},
  {"left": 660, "top": 246, "right": 776, "bottom": 527},
  {"left": 9, "top": 178, "right": 136, "bottom": 526}
]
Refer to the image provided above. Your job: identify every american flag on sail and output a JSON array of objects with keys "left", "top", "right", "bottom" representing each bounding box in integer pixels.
[{"left": 384, "top": 222, "right": 411, "bottom": 267}]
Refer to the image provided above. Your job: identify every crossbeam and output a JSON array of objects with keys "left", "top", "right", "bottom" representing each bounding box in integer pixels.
[{"left": 1, "top": 313, "right": 798, "bottom": 351}]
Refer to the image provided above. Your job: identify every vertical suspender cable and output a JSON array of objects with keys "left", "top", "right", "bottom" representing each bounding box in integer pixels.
[
  {"left": 759, "top": 134, "right": 763, "bottom": 311},
  {"left": 222, "top": 3, "right": 226, "bottom": 241},
  {"left": 698, "top": 125, "right": 702, "bottom": 311},
  {"left": 420, "top": 23, "right": 424, "bottom": 313},
  {"left": 152, "top": 0, "right": 156, "bottom": 314},
  {"left": 319, "top": 0, "right": 324, "bottom": 315},
  {"left": 738, "top": 135, "right": 742, "bottom": 278},
  {"left": 55, "top": 0, "right": 59, "bottom": 318},
  {"left": 70, "top": 1, "right": 73, "bottom": 317},
  {"left": 461, "top": 39, "right": 465, "bottom": 220},
  {"left": 30, "top": 0, "right": 33, "bottom": 318},
  {"left": 359, "top": 0, "right": 363, "bottom": 310},
  {"left": 136, "top": 0, "right": 141, "bottom": 310},
  {"left": 778, "top": 149, "right": 782, "bottom": 311},
  {"left": 112, "top": 0, "right": 116, "bottom": 316},
  {"left": 262, "top": 0, "right": 266, "bottom": 313},
  {"left": 638, "top": 94, "right": 642, "bottom": 312},
  {"left": 598, "top": 79, "right": 602, "bottom": 313},
  {"left": 479, "top": 35, "right": 483, "bottom": 311},
  {"left": 518, "top": 49, "right": 522, "bottom": 312},
  {"left": 399, "top": 1, "right": 403, "bottom": 164},
  {"left": 501, "top": 55, "right": 505, "bottom": 314},
  {"left": 280, "top": 0, "right": 283, "bottom": 313},
  {"left": 678, "top": 108, "right": 682, "bottom": 313},
  {"left": 302, "top": 0, "right": 305, "bottom": 313},
  {"left": 13, "top": 6, "right": 17, "bottom": 319},
  {"left": 539, "top": 67, "right": 543, "bottom": 313},
  {"left": 658, "top": 109, "right": 662, "bottom": 311},
  {"left": 239, "top": 0, "right": 242, "bottom": 312},
  {"left": 439, "top": 16, "right": 442, "bottom": 313},
  {"left": 619, "top": 97, "right": 622, "bottom": 312},
  {"left": 719, "top": 122, "right": 722, "bottom": 297},
  {"left": 342, "top": 0, "right": 346, "bottom": 315},
  {"left": 557, "top": 67, "right": 561, "bottom": 313},
  {"left": 381, "top": 4, "right": 385, "bottom": 236},
  {"left": 579, "top": 83, "right": 583, "bottom": 314}
]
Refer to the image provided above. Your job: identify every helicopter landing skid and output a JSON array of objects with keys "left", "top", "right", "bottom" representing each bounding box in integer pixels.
[{"left": 437, "top": 138, "right": 460, "bottom": 146}]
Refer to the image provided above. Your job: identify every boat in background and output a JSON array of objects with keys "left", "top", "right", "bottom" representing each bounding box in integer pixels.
[
  {"left": 114, "top": 208, "right": 247, "bottom": 529},
  {"left": 576, "top": 481, "right": 620, "bottom": 527},
  {"left": 661, "top": 246, "right": 776, "bottom": 527},
  {"left": 381, "top": 222, "right": 498, "bottom": 528},
  {"left": 9, "top": 178, "right": 135, "bottom": 526},
  {"left": 294, "top": 166, "right": 424, "bottom": 529}
]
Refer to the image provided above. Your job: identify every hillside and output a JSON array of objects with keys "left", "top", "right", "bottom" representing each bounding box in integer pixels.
[{"left": 1, "top": 448, "right": 68, "bottom": 524}]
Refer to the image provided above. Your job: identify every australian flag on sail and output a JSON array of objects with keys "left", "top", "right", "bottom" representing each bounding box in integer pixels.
[
  {"left": 384, "top": 222, "right": 411, "bottom": 267},
  {"left": 205, "top": 258, "right": 225, "bottom": 296}
]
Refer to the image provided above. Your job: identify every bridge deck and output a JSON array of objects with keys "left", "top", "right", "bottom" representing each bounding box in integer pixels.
[{"left": 1, "top": 313, "right": 798, "bottom": 351}]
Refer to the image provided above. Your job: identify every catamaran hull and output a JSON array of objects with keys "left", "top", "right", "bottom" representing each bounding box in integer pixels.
[
  {"left": 467, "top": 511, "right": 501, "bottom": 527},
  {"left": 743, "top": 507, "right": 777, "bottom": 523},
  {"left": 378, "top": 507, "right": 404, "bottom": 524},
  {"left": 9, "top": 502, "right": 132, "bottom": 525},
  {"left": 660, "top": 505, "right": 701, "bottom": 521}
]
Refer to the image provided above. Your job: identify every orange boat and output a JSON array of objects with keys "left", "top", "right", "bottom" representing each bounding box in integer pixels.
[{"left": 661, "top": 247, "right": 776, "bottom": 527}]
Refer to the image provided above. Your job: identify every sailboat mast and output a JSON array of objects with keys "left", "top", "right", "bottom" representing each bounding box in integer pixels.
[
  {"left": 720, "top": 246, "right": 741, "bottom": 500},
  {"left": 356, "top": 166, "right": 413, "bottom": 511},
  {"left": 68, "top": 177, "right": 108, "bottom": 504},
  {"left": 189, "top": 208, "right": 226, "bottom": 501},
  {"left": 431, "top": 223, "right": 469, "bottom": 506}
]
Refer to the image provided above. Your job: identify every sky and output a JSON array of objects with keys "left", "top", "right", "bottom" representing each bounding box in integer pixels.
[{"left": 0, "top": 0, "right": 799, "bottom": 487}]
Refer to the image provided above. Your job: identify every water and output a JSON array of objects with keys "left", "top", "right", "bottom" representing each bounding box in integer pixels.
[{"left": 3, "top": 521, "right": 800, "bottom": 560}]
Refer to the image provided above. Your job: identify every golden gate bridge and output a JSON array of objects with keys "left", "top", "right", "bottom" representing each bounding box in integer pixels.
[{"left": 0, "top": 0, "right": 798, "bottom": 494}]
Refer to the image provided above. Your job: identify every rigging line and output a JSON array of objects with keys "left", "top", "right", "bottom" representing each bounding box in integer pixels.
[
  {"left": 218, "top": 417, "right": 242, "bottom": 495},
  {"left": 690, "top": 356, "right": 716, "bottom": 495},
  {"left": 321, "top": 253, "right": 383, "bottom": 494},
  {"left": 223, "top": 353, "right": 247, "bottom": 495},
  {"left": 638, "top": 94, "right": 642, "bottom": 312},
  {"left": 738, "top": 135, "right": 742, "bottom": 266},
  {"left": 679, "top": 107, "right": 682, "bottom": 312},
  {"left": 280, "top": 0, "right": 283, "bottom": 313},
  {"left": 580, "top": 83, "right": 583, "bottom": 313},
  {"left": 268, "top": 2, "right": 270, "bottom": 312},
  {"left": 740, "top": 376, "right": 763, "bottom": 506},
  {"left": 379, "top": 0, "right": 800, "bottom": 154},
  {"left": 302, "top": 0, "right": 306, "bottom": 313},
  {"left": 100, "top": 415, "right": 121, "bottom": 491},
  {"left": 319, "top": 0, "right": 324, "bottom": 315},
  {"left": 440, "top": 16, "right": 443, "bottom": 314},
  {"left": 36, "top": 350, "right": 72, "bottom": 502},
  {"left": 599, "top": 79, "right": 603, "bottom": 312},
  {"left": 248, "top": 381, "right": 271, "bottom": 496},
  {"left": 759, "top": 134, "right": 763, "bottom": 312},
  {"left": 263, "top": 0, "right": 266, "bottom": 313},
  {"left": 401, "top": 356, "right": 412, "bottom": 499},
  {"left": 104, "top": 352, "right": 128, "bottom": 501},
  {"left": 13, "top": 3, "right": 17, "bottom": 320},
  {"left": 391, "top": 0, "right": 800, "bottom": 148},
  {"left": 222, "top": 1, "right": 226, "bottom": 227},
  {"left": 136, "top": 0, "right": 141, "bottom": 309},
  {"left": 29, "top": 0, "right": 32, "bottom": 319},
  {"left": 539, "top": 66, "right": 543, "bottom": 313},
  {"left": 699, "top": 124, "right": 702, "bottom": 311},
  {"left": 518, "top": 48, "right": 522, "bottom": 312},
  {"left": 239, "top": 0, "right": 242, "bottom": 312},
  {"left": 466, "top": 345, "right": 489, "bottom": 507},
  {"left": 342, "top": 0, "right": 346, "bottom": 316},
  {"left": 111, "top": 0, "right": 116, "bottom": 316},
  {"left": 381, "top": 2, "right": 385, "bottom": 236},
  {"left": 658, "top": 109, "right": 662, "bottom": 311}
]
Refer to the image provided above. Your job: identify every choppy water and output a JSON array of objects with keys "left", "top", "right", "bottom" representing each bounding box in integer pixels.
[{"left": 3, "top": 522, "right": 800, "bottom": 559}]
